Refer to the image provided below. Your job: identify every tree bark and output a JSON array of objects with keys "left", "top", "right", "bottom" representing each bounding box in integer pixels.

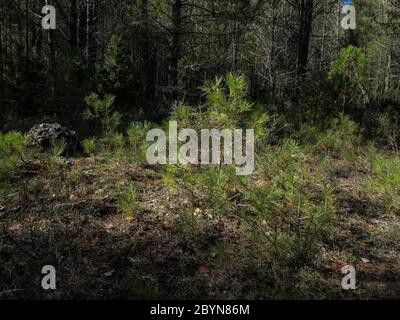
[
  {"left": 141, "top": 0, "right": 155, "bottom": 105},
  {"left": 69, "top": 0, "right": 78, "bottom": 51},
  {"left": 168, "top": 0, "right": 182, "bottom": 101},
  {"left": 293, "top": 0, "right": 314, "bottom": 121}
]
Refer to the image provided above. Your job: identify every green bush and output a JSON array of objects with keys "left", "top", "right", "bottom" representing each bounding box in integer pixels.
[
  {"left": 118, "top": 184, "right": 140, "bottom": 215},
  {"left": 44, "top": 137, "right": 67, "bottom": 168},
  {"left": 162, "top": 164, "right": 237, "bottom": 215},
  {"left": 127, "top": 121, "right": 152, "bottom": 150},
  {"left": 83, "top": 138, "right": 97, "bottom": 155},
  {"left": 242, "top": 139, "right": 336, "bottom": 264},
  {"left": 169, "top": 73, "right": 269, "bottom": 144},
  {"left": 370, "top": 111, "right": 399, "bottom": 151},
  {"left": 301, "top": 113, "right": 361, "bottom": 160},
  {"left": 0, "top": 131, "right": 26, "bottom": 158},
  {"left": 0, "top": 131, "right": 28, "bottom": 177},
  {"left": 170, "top": 104, "right": 195, "bottom": 129},
  {"left": 328, "top": 45, "right": 368, "bottom": 113},
  {"left": 127, "top": 121, "right": 154, "bottom": 164},
  {"left": 105, "top": 132, "right": 124, "bottom": 153},
  {"left": 364, "top": 153, "right": 400, "bottom": 214},
  {"left": 84, "top": 93, "right": 121, "bottom": 134},
  {"left": 200, "top": 73, "right": 267, "bottom": 133}
]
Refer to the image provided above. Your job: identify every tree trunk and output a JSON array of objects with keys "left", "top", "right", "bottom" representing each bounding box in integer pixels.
[
  {"left": 293, "top": 0, "right": 314, "bottom": 122},
  {"left": 70, "top": 0, "right": 78, "bottom": 51},
  {"left": 168, "top": 0, "right": 182, "bottom": 101},
  {"left": 141, "top": 0, "right": 155, "bottom": 106}
]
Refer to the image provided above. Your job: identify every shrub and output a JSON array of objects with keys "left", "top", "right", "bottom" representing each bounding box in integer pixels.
[
  {"left": 242, "top": 139, "right": 336, "bottom": 264},
  {"left": 168, "top": 74, "right": 269, "bottom": 140},
  {"left": 328, "top": 45, "right": 368, "bottom": 113},
  {"left": 0, "top": 131, "right": 28, "bottom": 177},
  {"left": 364, "top": 153, "right": 400, "bottom": 214},
  {"left": 161, "top": 165, "right": 235, "bottom": 215},
  {"left": 370, "top": 111, "right": 399, "bottom": 151},
  {"left": 301, "top": 113, "right": 361, "bottom": 160},
  {"left": 127, "top": 121, "right": 152, "bottom": 150},
  {"left": 200, "top": 73, "right": 265, "bottom": 131},
  {"left": 105, "top": 132, "right": 124, "bottom": 153},
  {"left": 84, "top": 93, "right": 121, "bottom": 134},
  {"left": 46, "top": 137, "right": 67, "bottom": 168},
  {"left": 118, "top": 184, "right": 140, "bottom": 216},
  {"left": 83, "top": 138, "right": 97, "bottom": 155},
  {"left": 170, "top": 104, "right": 195, "bottom": 129},
  {"left": 0, "top": 131, "right": 26, "bottom": 158}
]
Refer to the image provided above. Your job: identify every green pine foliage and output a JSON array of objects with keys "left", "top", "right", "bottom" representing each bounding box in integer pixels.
[
  {"left": 0, "top": 132, "right": 28, "bottom": 178},
  {"left": 365, "top": 153, "right": 400, "bottom": 214},
  {"left": 84, "top": 93, "right": 121, "bottom": 135}
]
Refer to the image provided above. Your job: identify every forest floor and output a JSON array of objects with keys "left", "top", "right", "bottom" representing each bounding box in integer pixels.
[{"left": 0, "top": 152, "right": 399, "bottom": 300}]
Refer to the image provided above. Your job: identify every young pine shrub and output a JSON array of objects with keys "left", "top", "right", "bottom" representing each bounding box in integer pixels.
[
  {"left": 160, "top": 74, "right": 271, "bottom": 229},
  {"left": 364, "top": 154, "right": 400, "bottom": 214},
  {"left": 84, "top": 93, "right": 121, "bottom": 135},
  {"left": 82, "top": 138, "right": 97, "bottom": 156},
  {"left": 84, "top": 93, "right": 124, "bottom": 155},
  {"left": 328, "top": 45, "right": 368, "bottom": 114},
  {"left": 200, "top": 73, "right": 255, "bottom": 130},
  {"left": 47, "top": 137, "right": 67, "bottom": 168},
  {"left": 372, "top": 111, "right": 399, "bottom": 152},
  {"left": 243, "top": 139, "right": 336, "bottom": 265},
  {"left": 117, "top": 184, "right": 141, "bottom": 220},
  {"left": 161, "top": 164, "right": 238, "bottom": 216},
  {"left": 127, "top": 121, "right": 152, "bottom": 163},
  {"left": 0, "top": 131, "right": 27, "bottom": 178},
  {"left": 303, "top": 113, "right": 361, "bottom": 161},
  {"left": 105, "top": 132, "right": 125, "bottom": 153},
  {"left": 193, "top": 167, "right": 234, "bottom": 214},
  {"left": 170, "top": 104, "right": 197, "bottom": 130},
  {"left": 127, "top": 121, "right": 152, "bottom": 149}
]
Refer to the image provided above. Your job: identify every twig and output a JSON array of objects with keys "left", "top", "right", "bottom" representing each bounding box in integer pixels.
[
  {"left": 1, "top": 224, "right": 40, "bottom": 260},
  {"left": 0, "top": 289, "right": 27, "bottom": 296}
]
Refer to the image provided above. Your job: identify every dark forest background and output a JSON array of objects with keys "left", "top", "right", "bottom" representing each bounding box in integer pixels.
[{"left": 1, "top": 0, "right": 400, "bottom": 136}]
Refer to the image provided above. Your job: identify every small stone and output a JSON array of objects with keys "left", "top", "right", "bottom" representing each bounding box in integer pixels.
[
  {"left": 59, "top": 157, "right": 73, "bottom": 166},
  {"left": 370, "top": 219, "right": 382, "bottom": 225},
  {"left": 361, "top": 258, "right": 371, "bottom": 264},
  {"left": 103, "top": 270, "right": 115, "bottom": 277},
  {"left": 69, "top": 194, "right": 78, "bottom": 203}
]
